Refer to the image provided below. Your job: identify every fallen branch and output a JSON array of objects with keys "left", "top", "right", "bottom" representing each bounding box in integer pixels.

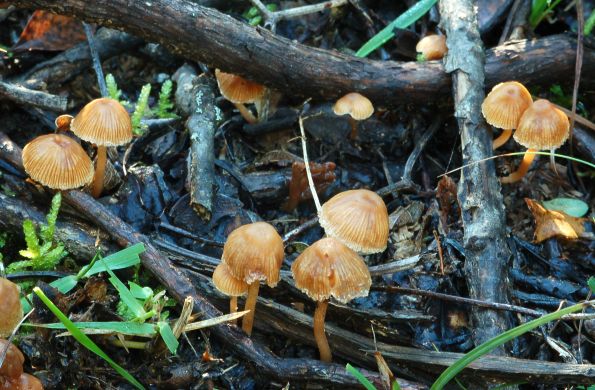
[
  {"left": 0, "top": 80, "right": 67, "bottom": 111},
  {"left": 7, "top": 0, "right": 595, "bottom": 105}
]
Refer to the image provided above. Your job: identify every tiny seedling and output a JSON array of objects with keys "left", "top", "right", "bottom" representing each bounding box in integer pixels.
[
  {"left": 243, "top": 3, "right": 278, "bottom": 26},
  {"left": 131, "top": 84, "right": 152, "bottom": 135},
  {"left": 156, "top": 79, "right": 178, "bottom": 119},
  {"left": 106, "top": 73, "right": 124, "bottom": 103}
]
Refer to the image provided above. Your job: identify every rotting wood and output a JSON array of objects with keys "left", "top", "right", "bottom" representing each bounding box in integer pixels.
[
  {"left": 0, "top": 79, "right": 67, "bottom": 111},
  {"left": 439, "top": 0, "right": 513, "bottom": 351},
  {"left": 6, "top": 0, "right": 595, "bottom": 105}
]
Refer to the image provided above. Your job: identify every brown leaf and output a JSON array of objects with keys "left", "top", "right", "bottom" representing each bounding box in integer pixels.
[
  {"left": 525, "top": 198, "right": 585, "bottom": 243},
  {"left": 436, "top": 175, "right": 458, "bottom": 231},
  {"left": 283, "top": 161, "right": 336, "bottom": 212},
  {"left": 12, "top": 10, "right": 87, "bottom": 52},
  {"left": 374, "top": 351, "right": 395, "bottom": 390}
]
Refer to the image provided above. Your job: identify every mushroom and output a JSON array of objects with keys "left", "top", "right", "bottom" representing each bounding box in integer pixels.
[
  {"left": 0, "top": 279, "right": 23, "bottom": 338},
  {"left": 318, "top": 189, "right": 389, "bottom": 254},
  {"left": 54, "top": 114, "right": 73, "bottom": 132},
  {"left": 0, "top": 339, "right": 44, "bottom": 390},
  {"left": 501, "top": 99, "right": 569, "bottom": 183},
  {"left": 70, "top": 97, "right": 132, "bottom": 198},
  {"left": 221, "top": 222, "right": 284, "bottom": 335},
  {"left": 415, "top": 34, "right": 447, "bottom": 61},
  {"left": 215, "top": 69, "right": 265, "bottom": 124},
  {"left": 22, "top": 134, "right": 94, "bottom": 191},
  {"left": 291, "top": 237, "right": 371, "bottom": 362},
  {"left": 332, "top": 93, "right": 374, "bottom": 140},
  {"left": 212, "top": 262, "right": 248, "bottom": 323},
  {"left": 481, "top": 81, "right": 533, "bottom": 149}
]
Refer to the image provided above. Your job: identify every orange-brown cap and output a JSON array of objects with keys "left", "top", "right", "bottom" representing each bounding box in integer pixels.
[
  {"left": 291, "top": 237, "right": 371, "bottom": 304},
  {"left": 482, "top": 81, "right": 533, "bottom": 130},
  {"left": 16, "top": 373, "right": 44, "bottom": 390},
  {"left": 215, "top": 69, "right": 265, "bottom": 104},
  {"left": 55, "top": 114, "right": 73, "bottom": 132},
  {"left": 333, "top": 93, "right": 374, "bottom": 121},
  {"left": 222, "top": 222, "right": 284, "bottom": 287},
  {"left": 22, "top": 134, "right": 94, "bottom": 190},
  {"left": 0, "top": 279, "right": 23, "bottom": 339},
  {"left": 213, "top": 263, "right": 249, "bottom": 297},
  {"left": 318, "top": 189, "right": 389, "bottom": 254},
  {"left": 0, "top": 339, "right": 24, "bottom": 379},
  {"left": 513, "top": 99, "right": 570, "bottom": 150},
  {"left": 70, "top": 98, "right": 132, "bottom": 146},
  {"left": 416, "top": 35, "right": 447, "bottom": 61}
]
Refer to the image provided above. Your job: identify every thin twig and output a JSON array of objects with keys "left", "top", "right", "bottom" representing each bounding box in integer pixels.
[
  {"left": 83, "top": 23, "right": 108, "bottom": 97},
  {"left": 298, "top": 116, "right": 322, "bottom": 213},
  {"left": 250, "top": 0, "right": 349, "bottom": 31}
]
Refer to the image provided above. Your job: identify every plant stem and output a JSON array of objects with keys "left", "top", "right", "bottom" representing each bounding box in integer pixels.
[
  {"left": 500, "top": 148, "right": 536, "bottom": 183},
  {"left": 298, "top": 116, "right": 322, "bottom": 213},
  {"left": 314, "top": 300, "right": 331, "bottom": 362},
  {"left": 91, "top": 145, "right": 107, "bottom": 198},
  {"left": 242, "top": 282, "right": 260, "bottom": 335},
  {"left": 492, "top": 129, "right": 512, "bottom": 149}
]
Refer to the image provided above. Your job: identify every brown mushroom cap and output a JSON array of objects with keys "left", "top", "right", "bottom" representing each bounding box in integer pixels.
[
  {"left": 416, "top": 35, "right": 447, "bottom": 61},
  {"left": 213, "top": 263, "right": 249, "bottom": 297},
  {"left": 215, "top": 69, "right": 265, "bottom": 104},
  {"left": 22, "top": 134, "right": 94, "bottom": 190},
  {"left": 16, "top": 373, "right": 44, "bottom": 390},
  {"left": 222, "top": 222, "right": 284, "bottom": 287},
  {"left": 70, "top": 98, "right": 132, "bottom": 147},
  {"left": 0, "top": 279, "right": 23, "bottom": 339},
  {"left": 291, "top": 237, "right": 371, "bottom": 304},
  {"left": 481, "top": 81, "right": 533, "bottom": 130},
  {"left": 318, "top": 189, "right": 389, "bottom": 254},
  {"left": 0, "top": 339, "right": 25, "bottom": 379},
  {"left": 332, "top": 93, "right": 374, "bottom": 121},
  {"left": 513, "top": 99, "right": 570, "bottom": 150}
]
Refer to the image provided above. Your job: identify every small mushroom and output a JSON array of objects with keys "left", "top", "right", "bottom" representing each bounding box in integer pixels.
[
  {"left": 332, "top": 92, "right": 374, "bottom": 139},
  {"left": 501, "top": 99, "right": 569, "bottom": 183},
  {"left": 415, "top": 34, "right": 447, "bottom": 61},
  {"left": 70, "top": 98, "right": 132, "bottom": 197},
  {"left": 481, "top": 81, "right": 533, "bottom": 149},
  {"left": 215, "top": 69, "right": 265, "bottom": 124},
  {"left": 0, "top": 279, "right": 23, "bottom": 338},
  {"left": 22, "top": 134, "right": 94, "bottom": 191},
  {"left": 291, "top": 237, "right": 371, "bottom": 362},
  {"left": 318, "top": 189, "right": 389, "bottom": 254},
  {"left": 221, "top": 222, "right": 284, "bottom": 335},
  {"left": 212, "top": 262, "right": 248, "bottom": 324},
  {"left": 54, "top": 114, "right": 73, "bottom": 132},
  {"left": 0, "top": 339, "right": 24, "bottom": 380}
]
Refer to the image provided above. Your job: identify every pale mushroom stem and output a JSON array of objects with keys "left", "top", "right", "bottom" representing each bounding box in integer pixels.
[
  {"left": 492, "top": 129, "right": 512, "bottom": 150},
  {"left": 500, "top": 148, "right": 537, "bottom": 184},
  {"left": 91, "top": 145, "right": 107, "bottom": 198},
  {"left": 242, "top": 282, "right": 260, "bottom": 335},
  {"left": 230, "top": 296, "right": 238, "bottom": 325},
  {"left": 349, "top": 117, "right": 358, "bottom": 140},
  {"left": 234, "top": 103, "right": 258, "bottom": 124},
  {"left": 313, "top": 300, "right": 332, "bottom": 362}
]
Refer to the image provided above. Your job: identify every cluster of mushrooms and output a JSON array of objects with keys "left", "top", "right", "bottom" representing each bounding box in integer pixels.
[
  {"left": 22, "top": 98, "right": 132, "bottom": 197},
  {"left": 213, "top": 189, "right": 389, "bottom": 362},
  {"left": 482, "top": 81, "right": 570, "bottom": 183}
]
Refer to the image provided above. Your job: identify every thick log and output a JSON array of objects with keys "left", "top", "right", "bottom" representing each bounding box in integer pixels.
[{"left": 6, "top": 0, "right": 595, "bottom": 105}]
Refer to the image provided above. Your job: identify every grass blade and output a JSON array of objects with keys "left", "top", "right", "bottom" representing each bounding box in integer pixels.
[
  {"left": 346, "top": 363, "right": 377, "bottom": 390},
  {"left": 26, "top": 321, "right": 157, "bottom": 337},
  {"left": 430, "top": 302, "right": 589, "bottom": 389},
  {"left": 83, "top": 243, "right": 144, "bottom": 277},
  {"left": 32, "top": 287, "right": 145, "bottom": 390},
  {"left": 355, "top": 0, "right": 438, "bottom": 57},
  {"left": 157, "top": 321, "right": 179, "bottom": 354}
]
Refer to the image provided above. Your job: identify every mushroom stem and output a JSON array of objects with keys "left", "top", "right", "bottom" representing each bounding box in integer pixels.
[
  {"left": 233, "top": 103, "right": 258, "bottom": 124},
  {"left": 492, "top": 129, "right": 512, "bottom": 149},
  {"left": 500, "top": 148, "right": 537, "bottom": 184},
  {"left": 242, "top": 282, "right": 260, "bottom": 335},
  {"left": 230, "top": 296, "right": 238, "bottom": 325},
  {"left": 349, "top": 117, "right": 358, "bottom": 140},
  {"left": 313, "top": 300, "right": 331, "bottom": 362},
  {"left": 90, "top": 145, "right": 107, "bottom": 198}
]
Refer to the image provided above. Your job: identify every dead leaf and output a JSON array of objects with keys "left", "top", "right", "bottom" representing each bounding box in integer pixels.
[
  {"left": 12, "top": 10, "right": 87, "bottom": 52},
  {"left": 374, "top": 351, "right": 395, "bottom": 390},
  {"left": 525, "top": 198, "right": 585, "bottom": 243},
  {"left": 436, "top": 175, "right": 458, "bottom": 231}
]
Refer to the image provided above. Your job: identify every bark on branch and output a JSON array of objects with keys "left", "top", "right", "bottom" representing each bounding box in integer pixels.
[{"left": 7, "top": 0, "right": 595, "bottom": 105}]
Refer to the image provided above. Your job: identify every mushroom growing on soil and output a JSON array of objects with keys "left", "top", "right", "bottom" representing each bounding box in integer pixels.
[
  {"left": 0, "top": 339, "right": 44, "bottom": 390},
  {"left": 0, "top": 279, "right": 23, "bottom": 338},
  {"left": 291, "top": 237, "right": 371, "bottom": 362},
  {"left": 500, "top": 99, "right": 569, "bottom": 183},
  {"left": 318, "top": 189, "right": 389, "bottom": 254},
  {"left": 212, "top": 262, "right": 248, "bottom": 323},
  {"left": 332, "top": 92, "right": 374, "bottom": 139},
  {"left": 221, "top": 222, "right": 284, "bottom": 335},
  {"left": 70, "top": 97, "right": 132, "bottom": 198},
  {"left": 481, "top": 81, "right": 533, "bottom": 149},
  {"left": 416, "top": 34, "right": 447, "bottom": 61},
  {"left": 215, "top": 69, "right": 265, "bottom": 124},
  {"left": 22, "top": 134, "right": 94, "bottom": 191}
]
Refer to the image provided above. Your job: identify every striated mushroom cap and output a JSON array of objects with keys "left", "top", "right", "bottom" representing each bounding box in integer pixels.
[
  {"left": 416, "top": 34, "right": 447, "bottom": 60},
  {"left": 319, "top": 189, "right": 389, "bottom": 254},
  {"left": 70, "top": 98, "right": 132, "bottom": 146},
  {"left": 513, "top": 99, "right": 570, "bottom": 150},
  {"left": 481, "top": 81, "right": 533, "bottom": 130},
  {"left": 213, "top": 263, "right": 249, "bottom": 297},
  {"left": 222, "top": 222, "right": 284, "bottom": 287},
  {"left": 291, "top": 237, "right": 371, "bottom": 304},
  {"left": 215, "top": 69, "right": 265, "bottom": 104},
  {"left": 22, "top": 134, "right": 94, "bottom": 190},
  {"left": 333, "top": 93, "right": 374, "bottom": 121}
]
